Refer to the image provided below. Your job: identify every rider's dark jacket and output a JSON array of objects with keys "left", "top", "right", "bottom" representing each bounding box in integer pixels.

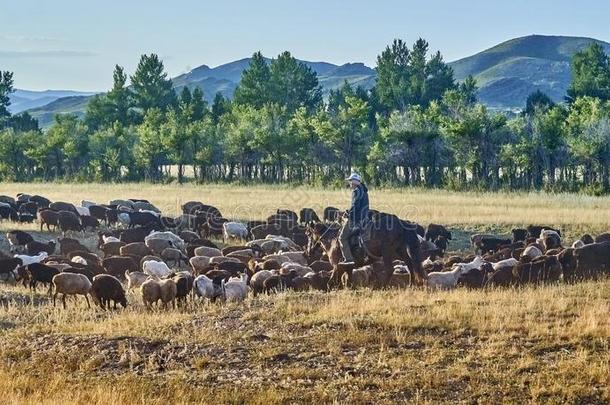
[{"left": 348, "top": 183, "right": 369, "bottom": 226}]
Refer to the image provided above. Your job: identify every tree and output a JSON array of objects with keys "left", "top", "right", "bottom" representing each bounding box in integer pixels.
[
  {"left": 375, "top": 38, "right": 454, "bottom": 112},
  {"left": 233, "top": 51, "right": 271, "bottom": 108},
  {"left": 458, "top": 75, "right": 478, "bottom": 105},
  {"left": 9, "top": 112, "right": 39, "bottom": 132},
  {"left": 375, "top": 39, "right": 412, "bottom": 112},
  {"left": 567, "top": 43, "right": 610, "bottom": 102},
  {"left": 134, "top": 108, "right": 167, "bottom": 180},
  {"left": 269, "top": 51, "right": 322, "bottom": 113},
  {"left": 191, "top": 87, "right": 206, "bottom": 121},
  {"left": 0, "top": 70, "right": 14, "bottom": 126},
  {"left": 86, "top": 65, "right": 134, "bottom": 130},
  {"left": 211, "top": 92, "right": 229, "bottom": 123},
  {"left": 130, "top": 54, "right": 176, "bottom": 114},
  {"left": 43, "top": 114, "right": 88, "bottom": 178},
  {"left": 524, "top": 90, "right": 554, "bottom": 116}
]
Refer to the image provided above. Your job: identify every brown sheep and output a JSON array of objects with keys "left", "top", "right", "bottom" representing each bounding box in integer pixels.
[
  {"left": 119, "top": 242, "right": 151, "bottom": 259},
  {"left": 101, "top": 241, "right": 126, "bottom": 257},
  {"left": 38, "top": 209, "right": 60, "bottom": 232},
  {"left": 424, "top": 223, "right": 452, "bottom": 242}
]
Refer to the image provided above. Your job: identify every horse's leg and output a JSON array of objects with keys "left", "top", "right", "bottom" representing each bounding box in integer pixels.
[{"left": 380, "top": 243, "right": 395, "bottom": 288}]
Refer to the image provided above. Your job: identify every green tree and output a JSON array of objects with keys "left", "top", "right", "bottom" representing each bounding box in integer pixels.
[
  {"left": 567, "top": 43, "right": 610, "bottom": 102},
  {"left": 0, "top": 70, "right": 14, "bottom": 126},
  {"left": 233, "top": 51, "right": 271, "bottom": 108},
  {"left": 134, "top": 108, "right": 167, "bottom": 180},
  {"left": 86, "top": 65, "right": 134, "bottom": 130},
  {"left": 269, "top": 51, "right": 322, "bottom": 113},
  {"left": 375, "top": 39, "right": 412, "bottom": 112},
  {"left": 524, "top": 90, "right": 554, "bottom": 116},
  {"left": 130, "top": 54, "right": 176, "bottom": 114},
  {"left": 211, "top": 92, "right": 229, "bottom": 123}
]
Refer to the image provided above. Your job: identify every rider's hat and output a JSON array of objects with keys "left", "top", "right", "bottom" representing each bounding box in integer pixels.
[{"left": 345, "top": 173, "right": 362, "bottom": 183}]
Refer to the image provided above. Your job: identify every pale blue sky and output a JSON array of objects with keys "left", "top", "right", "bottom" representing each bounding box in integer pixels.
[{"left": 1, "top": 0, "right": 609, "bottom": 91}]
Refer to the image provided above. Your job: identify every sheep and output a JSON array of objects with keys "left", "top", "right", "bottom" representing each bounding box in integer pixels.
[
  {"left": 222, "top": 273, "right": 248, "bottom": 302},
  {"left": 280, "top": 262, "right": 312, "bottom": 277},
  {"left": 71, "top": 256, "right": 88, "bottom": 266},
  {"left": 52, "top": 273, "right": 92, "bottom": 309},
  {"left": 118, "top": 212, "right": 131, "bottom": 227},
  {"left": 209, "top": 256, "right": 241, "bottom": 265},
  {"left": 194, "top": 246, "right": 222, "bottom": 257},
  {"left": 179, "top": 230, "right": 200, "bottom": 243},
  {"left": 75, "top": 206, "right": 90, "bottom": 216},
  {"left": 223, "top": 222, "right": 249, "bottom": 242},
  {"left": 146, "top": 231, "right": 185, "bottom": 251},
  {"left": 173, "top": 273, "right": 193, "bottom": 304},
  {"left": 125, "top": 270, "right": 149, "bottom": 290},
  {"left": 57, "top": 210, "right": 83, "bottom": 235},
  {"left": 470, "top": 234, "right": 495, "bottom": 247},
  {"left": 572, "top": 240, "right": 585, "bottom": 249},
  {"left": 189, "top": 256, "right": 210, "bottom": 275},
  {"left": 0, "top": 258, "right": 22, "bottom": 281},
  {"left": 102, "top": 256, "right": 139, "bottom": 279},
  {"left": 26, "top": 240, "right": 56, "bottom": 256},
  {"left": 250, "top": 270, "right": 274, "bottom": 296},
  {"left": 541, "top": 229, "right": 562, "bottom": 251},
  {"left": 127, "top": 212, "right": 161, "bottom": 228},
  {"left": 119, "top": 242, "right": 151, "bottom": 258},
  {"left": 16, "top": 263, "right": 59, "bottom": 293},
  {"left": 81, "top": 200, "right": 97, "bottom": 208},
  {"left": 390, "top": 265, "right": 412, "bottom": 288},
  {"left": 142, "top": 260, "right": 173, "bottom": 278},
  {"left": 161, "top": 248, "right": 188, "bottom": 266},
  {"left": 492, "top": 258, "right": 518, "bottom": 271},
  {"left": 141, "top": 278, "right": 178, "bottom": 308},
  {"left": 102, "top": 235, "right": 120, "bottom": 244},
  {"left": 90, "top": 274, "right": 127, "bottom": 310},
  {"left": 193, "top": 274, "right": 221, "bottom": 301},
  {"left": 341, "top": 265, "right": 374, "bottom": 289},
  {"left": 101, "top": 241, "right": 125, "bottom": 257},
  {"left": 427, "top": 266, "right": 465, "bottom": 290},
  {"left": 110, "top": 199, "right": 134, "bottom": 209},
  {"left": 14, "top": 251, "right": 48, "bottom": 266},
  {"left": 80, "top": 215, "right": 100, "bottom": 230},
  {"left": 262, "top": 254, "right": 291, "bottom": 265},
  {"left": 521, "top": 245, "right": 543, "bottom": 260},
  {"left": 452, "top": 256, "right": 484, "bottom": 273},
  {"left": 145, "top": 238, "right": 174, "bottom": 255},
  {"left": 6, "top": 230, "right": 34, "bottom": 252},
  {"left": 133, "top": 201, "right": 160, "bottom": 213},
  {"left": 277, "top": 251, "right": 308, "bottom": 266},
  {"left": 424, "top": 223, "right": 452, "bottom": 242}
]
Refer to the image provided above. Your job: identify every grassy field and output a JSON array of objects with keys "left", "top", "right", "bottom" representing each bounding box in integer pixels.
[{"left": 0, "top": 183, "right": 609, "bottom": 403}]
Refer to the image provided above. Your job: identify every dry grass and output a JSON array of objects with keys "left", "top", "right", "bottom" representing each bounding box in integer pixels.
[{"left": 0, "top": 183, "right": 609, "bottom": 403}]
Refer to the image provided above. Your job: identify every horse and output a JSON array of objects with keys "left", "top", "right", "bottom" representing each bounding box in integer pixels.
[{"left": 306, "top": 213, "right": 426, "bottom": 288}]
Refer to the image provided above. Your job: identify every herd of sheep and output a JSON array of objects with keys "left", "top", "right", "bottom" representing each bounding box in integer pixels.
[{"left": 0, "top": 192, "right": 609, "bottom": 311}]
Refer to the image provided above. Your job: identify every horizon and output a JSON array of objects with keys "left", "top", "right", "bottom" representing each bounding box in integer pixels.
[{"left": 2, "top": 0, "right": 610, "bottom": 92}]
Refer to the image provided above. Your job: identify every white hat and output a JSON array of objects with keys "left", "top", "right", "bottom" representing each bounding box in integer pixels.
[{"left": 345, "top": 173, "right": 362, "bottom": 183}]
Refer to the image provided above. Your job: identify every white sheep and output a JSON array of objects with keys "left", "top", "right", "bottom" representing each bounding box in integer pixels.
[
  {"left": 142, "top": 260, "right": 172, "bottom": 278},
  {"left": 145, "top": 231, "right": 185, "bottom": 251},
  {"left": 521, "top": 246, "right": 543, "bottom": 260},
  {"left": 209, "top": 256, "right": 241, "bottom": 265},
  {"left": 52, "top": 273, "right": 92, "bottom": 309},
  {"left": 278, "top": 251, "right": 307, "bottom": 266},
  {"left": 492, "top": 258, "right": 518, "bottom": 271},
  {"left": 194, "top": 246, "right": 222, "bottom": 257},
  {"left": 118, "top": 212, "right": 131, "bottom": 227},
  {"left": 125, "top": 270, "right": 149, "bottom": 290},
  {"left": 193, "top": 274, "right": 220, "bottom": 300},
  {"left": 14, "top": 251, "right": 48, "bottom": 266},
  {"left": 427, "top": 266, "right": 465, "bottom": 290},
  {"left": 223, "top": 222, "right": 249, "bottom": 242},
  {"left": 75, "top": 206, "right": 90, "bottom": 216},
  {"left": 102, "top": 235, "right": 120, "bottom": 244},
  {"left": 452, "top": 256, "right": 484, "bottom": 273},
  {"left": 222, "top": 273, "right": 248, "bottom": 302},
  {"left": 71, "top": 256, "right": 88, "bottom": 266}
]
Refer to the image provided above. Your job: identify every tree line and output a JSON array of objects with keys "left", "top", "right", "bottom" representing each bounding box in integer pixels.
[{"left": 1, "top": 39, "right": 610, "bottom": 193}]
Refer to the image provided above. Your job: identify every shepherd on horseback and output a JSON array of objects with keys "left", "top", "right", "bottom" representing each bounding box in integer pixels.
[{"left": 339, "top": 172, "right": 369, "bottom": 263}]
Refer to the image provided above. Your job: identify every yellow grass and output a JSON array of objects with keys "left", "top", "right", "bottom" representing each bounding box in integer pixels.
[{"left": 0, "top": 183, "right": 609, "bottom": 403}]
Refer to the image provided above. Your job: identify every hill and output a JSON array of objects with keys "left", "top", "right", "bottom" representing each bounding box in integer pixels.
[
  {"left": 449, "top": 35, "right": 610, "bottom": 108},
  {"left": 23, "top": 35, "right": 610, "bottom": 127},
  {"left": 8, "top": 89, "right": 97, "bottom": 114}
]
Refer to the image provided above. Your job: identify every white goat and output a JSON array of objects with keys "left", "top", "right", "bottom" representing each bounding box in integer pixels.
[
  {"left": 223, "top": 222, "right": 249, "bottom": 242},
  {"left": 222, "top": 273, "right": 249, "bottom": 302},
  {"left": 142, "top": 260, "right": 173, "bottom": 278},
  {"left": 14, "top": 251, "right": 48, "bottom": 266}
]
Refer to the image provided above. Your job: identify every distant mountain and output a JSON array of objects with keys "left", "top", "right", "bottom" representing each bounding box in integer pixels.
[
  {"left": 24, "top": 35, "right": 610, "bottom": 127},
  {"left": 26, "top": 95, "right": 92, "bottom": 127},
  {"left": 449, "top": 35, "right": 610, "bottom": 108},
  {"left": 9, "top": 89, "right": 98, "bottom": 114},
  {"left": 26, "top": 57, "right": 376, "bottom": 127}
]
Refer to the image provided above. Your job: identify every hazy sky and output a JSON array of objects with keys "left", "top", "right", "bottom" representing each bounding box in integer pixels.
[{"left": 1, "top": 0, "right": 609, "bottom": 91}]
